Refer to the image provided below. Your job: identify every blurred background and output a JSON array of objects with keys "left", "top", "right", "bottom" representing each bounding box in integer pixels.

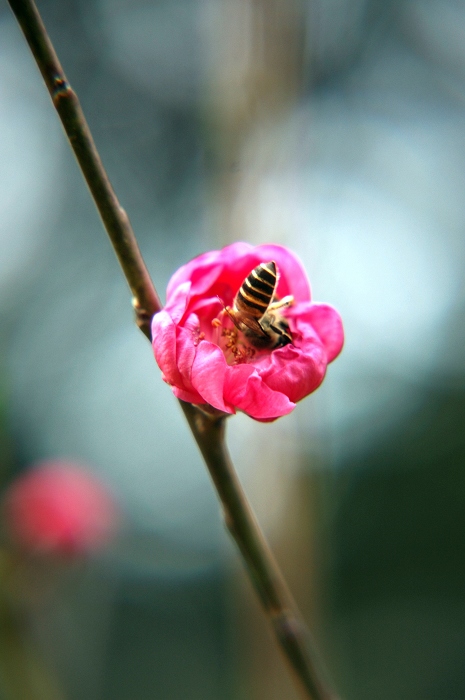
[{"left": 1, "top": 0, "right": 465, "bottom": 697}]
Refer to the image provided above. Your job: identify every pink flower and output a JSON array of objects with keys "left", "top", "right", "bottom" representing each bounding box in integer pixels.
[
  {"left": 152, "top": 242, "right": 343, "bottom": 421},
  {"left": 2, "top": 461, "right": 119, "bottom": 557}
]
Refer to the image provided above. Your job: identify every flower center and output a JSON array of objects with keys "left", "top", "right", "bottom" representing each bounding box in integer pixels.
[{"left": 211, "top": 314, "right": 257, "bottom": 365}]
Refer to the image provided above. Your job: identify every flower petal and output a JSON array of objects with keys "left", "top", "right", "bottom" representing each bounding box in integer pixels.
[
  {"left": 176, "top": 319, "right": 199, "bottom": 391},
  {"left": 152, "top": 311, "right": 185, "bottom": 387},
  {"left": 213, "top": 242, "right": 311, "bottom": 303},
  {"left": 224, "top": 366, "right": 295, "bottom": 420},
  {"left": 257, "top": 340, "right": 327, "bottom": 404},
  {"left": 172, "top": 386, "right": 204, "bottom": 404},
  {"left": 166, "top": 242, "right": 311, "bottom": 308},
  {"left": 163, "top": 281, "right": 191, "bottom": 324},
  {"left": 292, "top": 303, "right": 344, "bottom": 363},
  {"left": 191, "top": 341, "right": 235, "bottom": 414},
  {"left": 167, "top": 245, "right": 254, "bottom": 301}
]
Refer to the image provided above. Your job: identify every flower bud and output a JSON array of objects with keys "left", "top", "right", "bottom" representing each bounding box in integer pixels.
[{"left": 2, "top": 461, "right": 118, "bottom": 557}]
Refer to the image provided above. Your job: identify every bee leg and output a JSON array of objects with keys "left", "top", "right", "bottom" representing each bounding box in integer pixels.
[{"left": 269, "top": 295, "right": 294, "bottom": 311}]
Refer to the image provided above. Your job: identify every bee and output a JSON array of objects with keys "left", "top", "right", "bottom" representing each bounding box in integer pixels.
[{"left": 224, "top": 261, "right": 294, "bottom": 349}]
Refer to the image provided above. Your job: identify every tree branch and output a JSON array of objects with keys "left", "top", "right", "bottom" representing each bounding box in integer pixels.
[
  {"left": 6, "top": 1, "right": 340, "bottom": 698},
  {"left": 180, "top": 403, "right": 338, "bottom": 700},
  {"left": 7, "top": 0, "right": 162, "bottom": 339}
]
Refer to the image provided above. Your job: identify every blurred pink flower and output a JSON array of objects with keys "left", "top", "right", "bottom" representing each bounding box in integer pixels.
[
  {"left": 2, "top": 461, "right": 118, "bottom": 557},
  {"left": 152, "top": 243, "right": 343, "bottom": 421}
]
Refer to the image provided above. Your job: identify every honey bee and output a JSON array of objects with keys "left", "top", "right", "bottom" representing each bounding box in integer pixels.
[{"left": 224, "top": 261, "right": 294, "bottom": 349}]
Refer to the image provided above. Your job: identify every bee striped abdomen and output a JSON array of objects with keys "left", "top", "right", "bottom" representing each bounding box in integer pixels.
[
  {"left": 221, "top": 260, "right": 293, "bottom": 352},
  {"left": 236, "top": 262, "right": 277, "bottom": 318}
]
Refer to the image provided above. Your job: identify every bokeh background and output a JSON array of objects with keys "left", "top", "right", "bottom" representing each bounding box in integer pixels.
[{"left": 1, "top": 0, "right": 465, "bottom": 698}]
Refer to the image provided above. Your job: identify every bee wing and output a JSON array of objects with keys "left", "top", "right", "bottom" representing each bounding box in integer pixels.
[
  {"left": 241, "top": 315, "right": 269, "bottom": 337},
  {"left": 224, "top": 305, "right": 268, "bottom": 337}
]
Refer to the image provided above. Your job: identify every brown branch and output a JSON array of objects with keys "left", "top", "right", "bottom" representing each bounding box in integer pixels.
[
  {"left": 180, "top": 403, "right": 339, "bottom": 700},
  {"left": 7, "top": 0, "right": 162, "bottom": 339},
  {"left": 6, "top": 1, "right": 340, "bottom": 698}
]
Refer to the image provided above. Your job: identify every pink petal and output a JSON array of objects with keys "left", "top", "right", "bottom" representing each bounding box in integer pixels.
[
  {"left": 172, "top": 386, "right": 204, "bottom": 404},
  {"left": 166, "top": 250, "right": 225, "bottom": 299},
  {"left": 257, "top": 341, "right": 327, "bottom": 404},
  {"left": 187, "top": 244, "right": 259, "bottom": 304},
  {"left": 191, "top": 341, "right": 235, "bottom": 414},
  {"left": 176, "top": 321, "right": 199, "bottom": 391},
  {"left": 224, "top": 366, "right": 295, "bottom": 420},
  {"left": 165, "top": 243, "right": 311, "bottom": 310},
  {"left": 152, "top": 311, "right": 185, "bottom": 388},
  {"left": 214, "top": 243, "right": 311, "bottom": 303},
  {"left": 294, "top": 303, "right": 344, "bottom": 363},
  {"left": 163, "top": 281, "right": 191, "bottom": 324},
  {"left": 189, "top": 296, "right": 225, "bottom": 336}
]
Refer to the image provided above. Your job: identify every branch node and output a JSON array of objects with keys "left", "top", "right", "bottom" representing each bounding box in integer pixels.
[
  {"left": 52, "top": 75, "right": 72, "bottom": 105},
  {"left": 132, "top": 297, "right": 153, "bottom": 335}
]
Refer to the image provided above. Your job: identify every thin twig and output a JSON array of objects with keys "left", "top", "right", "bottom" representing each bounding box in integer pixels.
[
  {"left": 6, "top": 0, "right": 161, "bottom": 339},
  {"left": 7, "top": 1, "right": 339, "bottom": 698},
  {"left": 181, "top": 403, "right": 338, "bottom": 700}
]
